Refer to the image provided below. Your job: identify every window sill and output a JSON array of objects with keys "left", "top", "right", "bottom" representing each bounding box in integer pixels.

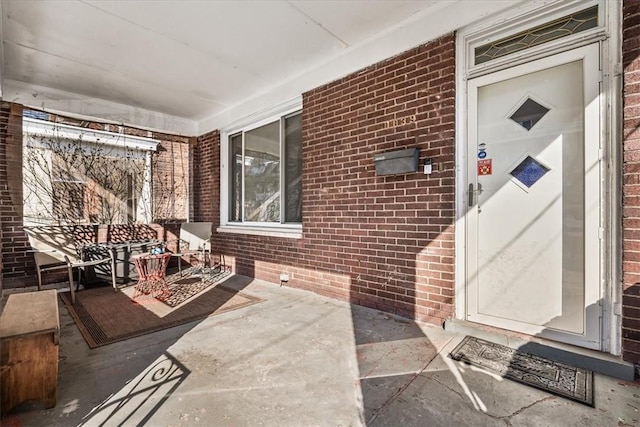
[{"left": 216, "top": 225, "right": 302, "bottom": 239}]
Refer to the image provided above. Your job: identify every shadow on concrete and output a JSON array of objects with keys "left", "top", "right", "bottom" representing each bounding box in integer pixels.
[
  {"left": 79, "top": 351, "right": 189, "bottom": 426},
  {"left": 0, "top": 274, "right": 254, "bottom": 426},
  {"left": 351, "top": 304, "right": 436, "bottom": 425}
]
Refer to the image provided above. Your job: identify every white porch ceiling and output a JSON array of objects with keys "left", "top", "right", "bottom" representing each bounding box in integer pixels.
[{"left": 0, "top": 0, "right": 522, "bottom": 135}]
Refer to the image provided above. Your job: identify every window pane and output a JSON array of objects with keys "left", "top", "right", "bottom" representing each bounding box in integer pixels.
[
  {"left": 244, "top": 121, "right": 280, "bottom": 222},
  {"left": 85, "top": 154, "right": 145, "bottom": 224},
  {"left": 474, "top": 6, "right": 598, "bottom": 65},
  {"left": 229, "top": 133, "right": 243, "bottom": 222},
  {"left": 285, "top": 113, "right": 302, "bottom": 223},
  {"left": 509, "top": 98, "right": 550, "bottom": 131},
  {"left": 127, "top": 174, "right": 136, "bottom": 223},
  {"left": 51, "top": 181, "right": 85, "bottom": 223}
]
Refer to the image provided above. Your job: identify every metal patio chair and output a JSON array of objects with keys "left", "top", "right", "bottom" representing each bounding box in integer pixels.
[
  {"left": 168, "top": 222, "right": 225, "bottom": 276},
  {"left": 31, "top": 248, "right": 116, "bottom": 304}
]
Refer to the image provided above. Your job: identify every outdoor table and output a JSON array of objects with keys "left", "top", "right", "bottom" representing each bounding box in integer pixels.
[
  {"left": 131, "top": 252, "right": 172, "bottom": 300},
  {"left": 83, "top": 240, "right": 163, "bottom": 286}
]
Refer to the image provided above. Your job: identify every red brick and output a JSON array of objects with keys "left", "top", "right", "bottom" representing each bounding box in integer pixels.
[{"left": 202, "top": 34, "right": 457, "bottom": 327}]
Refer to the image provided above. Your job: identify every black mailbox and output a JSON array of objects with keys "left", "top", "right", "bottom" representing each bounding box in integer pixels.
[{"left": 373, "top": 147, "right": 420, "bottom": 176}]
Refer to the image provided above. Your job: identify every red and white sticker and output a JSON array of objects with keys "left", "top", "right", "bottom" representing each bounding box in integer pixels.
[{"left": 478, "top": 159, "right": 492, "bottom": 176}]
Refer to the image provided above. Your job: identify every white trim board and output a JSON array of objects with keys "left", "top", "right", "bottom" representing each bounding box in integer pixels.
[{"left": 23, "top": 117, "right": 160, "bottom": 151}]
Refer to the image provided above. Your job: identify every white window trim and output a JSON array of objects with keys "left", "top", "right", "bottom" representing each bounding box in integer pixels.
[
  {"left": 217, "top": 224, "right": 302, "bottom": 239},
  {"left": 219, "top": 97, "right": 303, "bottom": 238},
  {"left": 23, "top": 117, "right": 160, "bottom": 151}
]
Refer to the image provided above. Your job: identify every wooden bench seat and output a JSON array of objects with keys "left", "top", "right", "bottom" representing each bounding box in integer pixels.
[{"left": 0, "top": 290, "right": 59, "bottom": 415}]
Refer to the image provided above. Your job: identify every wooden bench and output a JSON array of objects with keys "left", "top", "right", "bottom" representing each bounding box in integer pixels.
[{"left": 0, "top": 290, "right": 59, "bottom": 415}]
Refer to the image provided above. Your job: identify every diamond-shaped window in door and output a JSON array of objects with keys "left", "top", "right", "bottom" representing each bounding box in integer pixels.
[
  {"left": 509, "top": 98, "right": 550, "bottom": 131},
  {"left": 510, "top": 156, "right": 550, "bottom": 188}
]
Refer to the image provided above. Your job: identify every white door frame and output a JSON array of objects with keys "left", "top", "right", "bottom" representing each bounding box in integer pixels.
[
  {"left": 454, "top": 0, "right": 622, "bottom": 354},
  {"left": 467, "top": 44, "right": 601, "bottom": 349}
]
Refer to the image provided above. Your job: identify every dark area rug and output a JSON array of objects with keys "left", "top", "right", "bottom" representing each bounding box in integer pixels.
[
  {"left": 60, "top": 279, "right": 262, "bottom": 348},
  {"left": 449, "top": 336, "right": 594, "bottom": 406}
]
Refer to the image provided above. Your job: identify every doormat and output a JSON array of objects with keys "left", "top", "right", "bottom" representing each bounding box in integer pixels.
[{"left": 449, "top": 336, "right": 594, "bottom": 406}]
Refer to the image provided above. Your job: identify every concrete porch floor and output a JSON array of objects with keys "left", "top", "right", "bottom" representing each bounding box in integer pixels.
[{"left": 2, "top": 275, "right": 639, "bottom": 426}]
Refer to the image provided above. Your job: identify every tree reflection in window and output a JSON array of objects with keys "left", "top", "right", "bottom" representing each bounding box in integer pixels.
[{"left": 228, "top": 111, "right": 302, "bottom": 225}]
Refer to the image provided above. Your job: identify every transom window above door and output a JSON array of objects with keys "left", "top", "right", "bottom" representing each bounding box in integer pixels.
[
  {"left": 462, "top": 2, "right": 606, "bottom": 80},
  {"left": 473, "top": 6, "right": 598, "bottom": 66},
  {"left": 227, "top": 111, "right": 302, "bottom": 227}
]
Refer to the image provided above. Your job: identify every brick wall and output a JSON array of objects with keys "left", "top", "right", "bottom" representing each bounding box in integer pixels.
[
  {"left": 193, "top": 131, "right": 219, "bottom": 223},
  {"left": 202, "top": 34, "right": 456, "bottom": 324},
  {"left": 0, "top": 102, "right": 31, "bottom": 288},
  {"left": 623, "top": 0, "right": 640, "bottom": 366}
]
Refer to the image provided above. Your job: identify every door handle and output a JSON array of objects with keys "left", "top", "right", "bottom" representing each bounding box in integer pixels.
[{"left": 468, "top": 183, "right": 483, "bottom": 207}]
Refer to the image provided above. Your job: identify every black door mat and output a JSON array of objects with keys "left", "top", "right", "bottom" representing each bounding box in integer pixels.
[{"left": 449, "top": 336, "right": 594, "bottom": 406}]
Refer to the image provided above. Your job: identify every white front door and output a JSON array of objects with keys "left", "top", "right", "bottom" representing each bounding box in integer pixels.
[{"left": 466, "top": 44, "right": 601, "bottom": 349}]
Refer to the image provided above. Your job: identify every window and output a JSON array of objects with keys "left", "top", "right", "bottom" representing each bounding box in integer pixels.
[
  {"left": 509, "top": 97, "right": 550, "bottom": 131},
  {"left": 474, "top": 6, "right": 598, "bottom": 65},
  {"left": 226, "top": 111, "right": 302, "bottom": 228},
  {"left": 22, "top": 117, "right": 158, "bottom": 226}
]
